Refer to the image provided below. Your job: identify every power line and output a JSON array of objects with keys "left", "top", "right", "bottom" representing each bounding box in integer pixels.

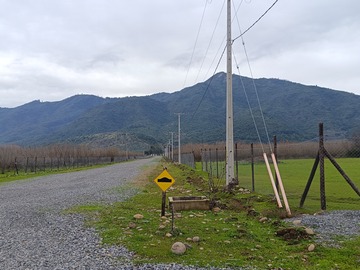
[
  {"left": 200, "top": 0, "right": 243, "bottom": 81},
  {"left": 183, "top": 0, "right": 209, "bottom": 88},
  {"left": 194, "top": 0, "right": 226, "bottom": 83},
  {"left": 232, "top": 0, "right": 279, "bottom": 43},
  {"left": 203, "top": 0, "right": 242, "bottom": 81},
  {"left": 233, "top": 53, "right": 265, "bottom": 153},
  {"left": 233, "top": 2, "right": 273, "bottom": 153},
  {"left": 189, "top": 0, "right": 279, "bottom": 128},
  {"left": 190, "top": 44, "right": 227, "bottom": 121}
]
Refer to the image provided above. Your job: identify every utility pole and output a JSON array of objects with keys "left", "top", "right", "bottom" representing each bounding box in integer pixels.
[
  {"left": 164, "top": 142, "right": 170, "bottom": 158},
  {"left": 170, "top": 132, "right": 174, "bottom": 161},
  {"left": 125, "top": 133, "right": 129, "bottom": 160},
  {"left": 175, "top": 113, "right": 183, "bottom": 164},
  {"left": 226, "top": 0, "right": 235, "bottom": 187},
  {"left": 167, "top": 140, "right": 171, "bottom": 159}
]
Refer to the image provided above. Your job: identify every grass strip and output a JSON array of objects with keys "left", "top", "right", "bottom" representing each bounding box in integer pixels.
[{"left": 74, "top": 160, "right": 360, "bottom": 269}]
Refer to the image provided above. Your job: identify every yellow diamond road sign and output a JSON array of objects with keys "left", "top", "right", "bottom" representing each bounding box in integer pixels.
[{"left": 154, "top": 169, "right": 175, "bottom": 192}]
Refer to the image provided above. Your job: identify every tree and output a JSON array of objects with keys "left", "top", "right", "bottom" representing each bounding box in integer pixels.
[{"left": 145, "top": 145, "right": 163, "bottom": 155}]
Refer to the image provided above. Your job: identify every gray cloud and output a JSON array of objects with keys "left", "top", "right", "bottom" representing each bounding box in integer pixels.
[{"left": 0, "top": 0, "right": 360, "bottom": 108}]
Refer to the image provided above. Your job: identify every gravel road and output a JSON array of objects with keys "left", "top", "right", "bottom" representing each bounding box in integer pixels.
[
  {"left": 2, "top": 156, "right": 356, "bottom": 269},
  {"left": 0, "top": 157, "right": 172, "bottom": 269},
  {"left": 0, "top": 157, "right": 229, "bottom": 270}
]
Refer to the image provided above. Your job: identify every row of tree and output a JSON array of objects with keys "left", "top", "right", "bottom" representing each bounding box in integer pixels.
[{"left": 0, "top": 144, "right": 143, "bottom": 174}]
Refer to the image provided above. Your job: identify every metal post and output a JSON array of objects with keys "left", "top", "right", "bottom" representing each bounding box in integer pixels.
[
  {"left": 171, "top": 204, "right": 175, "bottom": 233},
  {"left": 166, "top": 141, "right": 169, "bottom": 159},
  {"left": 209, "top": 148, "right": 212, "bottom": 178},
  {"left": 168, "top": 141, "right": 171, "bottom": 159},
  {"left": 171, "top": 132, "right": 174, "bottom": 161},
  {"left": 274, "top": 135, "right": 279, "bottom": 191},
  {"left": 176, "top": 113, "right": 182, "bottom": 164},
  {"left": 161, "top": 191, "right": 166, "bottom": 217},
  {"left": 235, "top": 143, "right": 239, "bottom": 183},
  {"left": 14, "top": 157, "right": 18, "bottom": 175},
  {"left": 25, "top": 157, "right": 29, "bottom": 173},
  {"left": 319, "top": 123, "right": 326, "bottom": 210},
  {"left": 201, "top": 149, "right": 204, "bottom": 171},
  {"left": 251, "top": 143, "right": 255, "bottom": 192},
  {"left": 226, "top": 0, "right": 235, "bottom": 187},
  {"left": 205, "top": 149, "right": 208, "bottom": 173},
  {"left": 216, "top": 148, "right": 219, "bottom": 179}
]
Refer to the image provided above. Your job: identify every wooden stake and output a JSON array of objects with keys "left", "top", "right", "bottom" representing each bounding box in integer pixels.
[
  {"left": 263, "top": 153, "right": 282, "bottom": 208},
  {"left": 271, "top": 153, "right": 291, "bottom": 216}
]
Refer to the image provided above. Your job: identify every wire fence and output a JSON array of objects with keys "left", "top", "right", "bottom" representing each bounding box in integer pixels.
[
  {"left": 8, "top": 155, "right": 131, "bottom": 174},
  {"left": 176, "top": 133, "right": 360, "bottom": 189},
  {"left": 181, "top": 152, "right": 196, "bottom": 169}
]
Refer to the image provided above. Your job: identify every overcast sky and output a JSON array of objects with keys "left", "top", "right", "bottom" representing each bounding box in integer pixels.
[{"left": 1, "top": 0, "right": 360, "bottom": 108}]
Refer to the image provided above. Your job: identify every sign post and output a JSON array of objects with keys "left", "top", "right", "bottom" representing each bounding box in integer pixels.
[
  {"left": 154, "top": 169, "right": 175, "bottom": 216},
  {"left": 161, "top": 191, "right": 166, "bottom": 217}
]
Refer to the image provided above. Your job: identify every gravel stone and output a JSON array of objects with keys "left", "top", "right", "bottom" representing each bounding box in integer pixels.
[
  {"left": 286, "top": 210, "right": 360, "bottom": 245},
  {"left": 0, "top": 157, "right": 236, "bottom": 270}
]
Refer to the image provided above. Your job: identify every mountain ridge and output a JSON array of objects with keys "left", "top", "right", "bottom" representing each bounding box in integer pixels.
[{"left": 0, "top": 72, "right": 359, "bottom": 149}]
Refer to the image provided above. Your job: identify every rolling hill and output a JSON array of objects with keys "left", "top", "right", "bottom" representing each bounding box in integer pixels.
[{"left": 0, "top": 72, "right": 359, "bottom": 150}]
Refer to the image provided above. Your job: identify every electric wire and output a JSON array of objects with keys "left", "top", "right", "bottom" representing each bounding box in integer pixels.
[
  {"left": 234, "top": 0, "right": 245, "bottom": 20},
  {"left": 203, "top": 36, "right": 226, "bottom": 81},
  {"left": 190, "top": 0, "right": 278, "bottom": 128},
  {"left": 233, "top": 53, "right": 265, "bottom": 153},
  {"left": 191, "top": 0, "right": 244, "bottom": 115},
  {"left": 194, "top": 0, "right": 226, "bottom": 83},
  {"left": 203, "top": 0, "right": 243, "bottom": 81},
  {"left": 237, "top": 37, "right": 273, "bottom": 152},
  {"left": 233, "top": 0, "right": 274, "bottom": 153},
  {"left": 203, "top": 0, "right": 277, "bottom": 79},
  {"left": 232, "top": 0, "right": 279, "bottom": 42},
  {"left": 190, "top": 44, "right": 227, "bottom": 121},
  {"left": 183, "top": 0, "right": 209, "bottom": 88}
]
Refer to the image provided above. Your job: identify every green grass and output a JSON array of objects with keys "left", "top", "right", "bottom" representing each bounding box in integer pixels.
[
  {"left": 72, "top": 159, "right": 360, "bottom": 269},
  {"left": 244, "top": 158, "right": 359, "bottom": 211},
  {"left": 203, "top": 158, "right": 360, "bottom": 211}
]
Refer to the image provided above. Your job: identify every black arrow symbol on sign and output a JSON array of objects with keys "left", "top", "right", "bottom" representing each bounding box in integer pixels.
[{"left": 157, "top": 177, "right": 172, "bottom": 183}]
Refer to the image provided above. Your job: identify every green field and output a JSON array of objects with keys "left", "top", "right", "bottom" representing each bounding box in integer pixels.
[{"left": 201, "top": 158, "right": 360, "bottom": 211}]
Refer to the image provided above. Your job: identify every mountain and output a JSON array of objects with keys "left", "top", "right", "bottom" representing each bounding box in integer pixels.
[
  {"left": 151, "top": 72, "right": 360, "bottom": 143},
  {"left": 0, "top": 95, "right": 110, "bottom": 144},
  {"left": 0, "top": 72, "right": 359, "bottom": 149}
]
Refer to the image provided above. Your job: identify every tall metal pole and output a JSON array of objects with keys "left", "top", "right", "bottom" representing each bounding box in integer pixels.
[
  {"left": 168, "top": 140, "right": 171, "bottom": 159},
  {"left": 226, "top": 0, "right": 235, "bottom": 187},
  {"left": 176, "top": 113, "right": 182, "bottom": 164},
  {"left": 170, "top": 132, "right": 174, "bottom": 161}
]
